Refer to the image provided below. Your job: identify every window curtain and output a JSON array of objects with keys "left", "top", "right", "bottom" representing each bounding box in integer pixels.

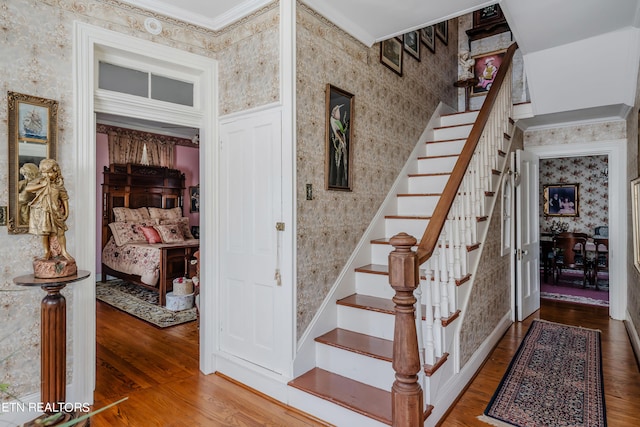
[{"left": 106, "top": 128, "right": 175, "bottom": 168}]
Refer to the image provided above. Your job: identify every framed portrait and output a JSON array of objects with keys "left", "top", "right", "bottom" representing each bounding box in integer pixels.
[
  {"left": 543, "top": 183, "right": 579, "bottom": 217},
  {"left": 189, "top": 185, "right": 199, "bottom": 213},
  {"left": 631, "top": 177, "right": 640, "bottom": 272},
  {"left": 7, "top": 91, "right": 58, "bottom": 234},
  {"left": 380, "top": 37, "right": 403, "bottom": 76},
  {"left": 471, "top": 49, "right": 506, "bottom": 95},
  {"left": 420, "top": 26, "right": 436, "bottom": 53},
  {"left": 435, "top": 20, "right": 448, "bottom": 45},
  {"left": 403, "top": 30, "right": 420, "bottom": 61},
  {"left": 325, "top": 84, "right": 354, "bottom": 191}
]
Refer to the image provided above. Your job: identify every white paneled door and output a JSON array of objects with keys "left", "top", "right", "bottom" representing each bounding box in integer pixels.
[
  {"left": 515, "top": 149, "right": 541, "bottom": 321},
  {"left": 219, "top": 108, "right": 286, "bottom": 374}
]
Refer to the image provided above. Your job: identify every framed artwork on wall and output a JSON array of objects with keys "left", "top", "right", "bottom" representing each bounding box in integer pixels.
[
  {"left": 631, "top": 177, "right": 640, "bottom": 272},
  {"left": 380, "top": 37, "right": 403, "bottom": 76},
  {"left": 7, "top": 91, "right": 58, "bottom": 234},
  {"left": 403, "top": 30, "right": 420, "bottom": 60},
  {"left": 543, "top": 183, "right": 579, "bottom": 217},
  {"left": 325, "top": 84, "right": 353, "bottom": 191},
  {"left": 473, "top": 4, "right": 506, "bottom": 28},
  {"left": 471, "top": 49, "right": 506, "bottom": 95},
  {"left": 420, "top": 26, "right": 436, "bottom": 53},
  {"left": 189, "top": 185, "right": 199, "bottom": 212},
  {"left": 435, "top": 20, "right": 448, "bottom": 45}
]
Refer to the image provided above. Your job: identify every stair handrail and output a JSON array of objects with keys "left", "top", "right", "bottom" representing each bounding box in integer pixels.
[
  {"left": 415, "top": 42, "right": 518, "bottom": 265},
  {"left": 388, "top": 42, "right": 518, "bottom": 427}
]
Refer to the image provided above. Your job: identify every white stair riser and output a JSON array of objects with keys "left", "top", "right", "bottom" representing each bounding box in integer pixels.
[
  {"left": 408, "top": 174, "right": 449, "bottom": 193},
  {"left": 316, "top": 344, "right": 394, "bottom": 390},
  {"left": 397, "top": 195, "right": 439, "bottom": 216},
  {"left": 425, "top": 139, "right": 466, "bottom": 157},
  {"left": 418, "top": 156, "right": 458, "bottom": 174},
  {"left": 432, "top": 124, "right": 472, "bottom": 141},
  {"left": 370, "top": 243, "right": 394, "bottom": 265},
  {"left": 338, "top": 305, "right": 394, "bottom": 340},
  {"left": 439, "top": 112, "right": 478, "bottom": 127},
  {"left": 467, "top": 247, "right": 480, "bottom": 269},
  {"left": 288, "top": 387, "right": 388, "bottom": 427},
  {"left": 423, "top": 355, "right": 455, "bottom": 405},
  {"left": 355, "top": 271, "right": 394, "bottom": 299},
  {"left": 385, "top": 218, "right": 429, "bottom": 239}
]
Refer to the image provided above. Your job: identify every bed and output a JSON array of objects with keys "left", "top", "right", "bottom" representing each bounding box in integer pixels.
[{"left": 100, "top": 163, "right": 199, "bottom": 306}]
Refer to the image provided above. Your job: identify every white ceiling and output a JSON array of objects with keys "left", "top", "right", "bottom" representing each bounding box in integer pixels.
[{"left": 116, "top": 0, "right": 640, "bottom": 127}]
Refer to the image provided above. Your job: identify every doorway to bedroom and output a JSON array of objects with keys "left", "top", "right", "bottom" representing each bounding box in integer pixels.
[{"left": 73, "top": 22, "right": 217, "bottom": 404}]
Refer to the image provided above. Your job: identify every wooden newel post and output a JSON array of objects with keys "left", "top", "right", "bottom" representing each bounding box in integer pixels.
[{"left": 388, "top": 232, "right": 423, "bottom": 427}]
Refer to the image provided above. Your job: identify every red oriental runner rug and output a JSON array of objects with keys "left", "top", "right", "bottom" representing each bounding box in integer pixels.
[{"left": 480, "top": 320, "right": 606, "bottom": 427}]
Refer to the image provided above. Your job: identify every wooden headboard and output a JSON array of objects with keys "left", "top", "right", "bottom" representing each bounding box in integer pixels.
[{"left": 101, "top": 163, "right": 186, "bottom": 247}]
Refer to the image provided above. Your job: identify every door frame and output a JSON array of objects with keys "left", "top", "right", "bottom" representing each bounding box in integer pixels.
[
  {"left": 72, "top": 22, "right": 218, "bottom": 403},
  {"left": 526, "top": 138, "right": 627, "bottom": 320}
]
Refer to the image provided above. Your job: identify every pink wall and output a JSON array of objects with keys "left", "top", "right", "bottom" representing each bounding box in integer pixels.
[
  {"left": 175, "top": 145, "right": 200, "bottom": 228},
  {"left": 95, "top": 134, "right": 200, "bottom": 274},
  {"left": 96, "top": 132, "right": 109, "bottom": 275}
]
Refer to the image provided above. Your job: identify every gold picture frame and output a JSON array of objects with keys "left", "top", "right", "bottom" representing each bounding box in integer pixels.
[
  {"left": 7, "top": 91, "right": 58, "bottom": 234},
  {"left": 543, "top": 183, "right": 579, "bottom": 217}
]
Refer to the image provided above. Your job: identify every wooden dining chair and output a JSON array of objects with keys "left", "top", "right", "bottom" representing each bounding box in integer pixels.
[{"left": 552, "top": 232, "right": 589, "bottom": 285}]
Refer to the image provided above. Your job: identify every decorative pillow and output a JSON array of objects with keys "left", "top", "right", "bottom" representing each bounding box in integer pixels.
[
  {"left": 153, "top": 224, "right": 185, "bottom": 243},
  {"left": 160, "top": 217, "right": 195, "bottom": 239},
  {"left": 148, "top": 207, "right": 182, "bottom": 220},
  {"left": 113, "top": 207, "right": 151, "bottom": 223},
  {"left": 108, "top": 222, "right": 147, "bottom": 246},
  {"left": 140, "top": 226, "right": 162, "bottom": 244}
]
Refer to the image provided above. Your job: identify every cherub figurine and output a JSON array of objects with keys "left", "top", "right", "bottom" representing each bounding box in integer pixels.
[
  {"left": 458, "top": 50, "right": 475, "bottom": 80},
  {"left": 26, "top": 159, "right": 74, "bottom": 261}
]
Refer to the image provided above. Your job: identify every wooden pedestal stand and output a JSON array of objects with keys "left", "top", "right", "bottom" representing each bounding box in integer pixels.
[
  {"left": 454, "top": 77, "right": 479, "bottom": 112},
  {"left": 14, "top": 270, "right": 90, "bottom": 427}
]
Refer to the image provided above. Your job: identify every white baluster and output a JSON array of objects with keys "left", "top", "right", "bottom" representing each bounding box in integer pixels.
[
  {"left": 431, "top": 246, "right": 442, "bottom": 357},
  {"left": 423, "top": 261, "right": 435, "bottom": 366}
]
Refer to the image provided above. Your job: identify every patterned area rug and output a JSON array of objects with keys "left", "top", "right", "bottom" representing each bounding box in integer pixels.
[
  {"left": 96, "top": 279, "right": 196, "bottom": 328},
  {"left": 480, "top": 320, "right": 606, "bottom": 427}
]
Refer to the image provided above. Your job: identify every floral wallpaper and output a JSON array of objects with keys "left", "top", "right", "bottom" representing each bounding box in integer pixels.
[
  {"left": 295, "top": 4, "right": 458, "bottom": 336},
  {"left": 0, "top": 0, "right": 279, "bottom": 401},
  {"left": 539, "top": 156, "right": 609, "bottom": 236}
]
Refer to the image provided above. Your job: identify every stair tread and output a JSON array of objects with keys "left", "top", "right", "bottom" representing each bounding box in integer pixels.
[
  {"left": 384, "top": 215, "right": 431, "bottom": 220},
  {"left": 425, "top": 138, "right": 466, "bottom": 144},
  {"left": 417, "top": 154, "right": 459, "bottom": 159},
  {"left": 396, "top": 193, "right": 442, "bottom": 197},
  {"left": 355, "top": 264, "right": 473, "bottom": 286},
  {"left": 316, "top": 328, "right": 393, "bottom": 362},
  {"left": 289, "top": 368, "right": 392, "bottom": 425},
  {"left": 338, "top": 294, "right": 396, "bottom": 314},
  {"left": 408, "top": 172, "right": 451, "bottom": 177}
]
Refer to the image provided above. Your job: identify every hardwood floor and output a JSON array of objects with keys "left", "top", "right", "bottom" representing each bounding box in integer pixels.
[
  {"left": 91, "top": 301, "right": 330, "bottom": 426},
  {"left": 441, "top": 299, "right": 640, "bottom": 426},
  {"left": 93, "top": 298, "right": 640, "bottom": 426}
]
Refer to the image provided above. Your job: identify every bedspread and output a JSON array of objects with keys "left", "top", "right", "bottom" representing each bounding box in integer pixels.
[{"left": 102, "top": 237, "right": 160, "bottom": 285}]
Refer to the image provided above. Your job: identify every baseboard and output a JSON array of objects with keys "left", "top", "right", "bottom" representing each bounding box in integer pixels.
[
  {"left": 425, "top": 312, "right": 513, "bottom": 427},
  {"left": 214, "top": 353, "right": 290, "bottom": 404},
  {"left": 625, "top": 311, "right": 640, "bottom": 371}
]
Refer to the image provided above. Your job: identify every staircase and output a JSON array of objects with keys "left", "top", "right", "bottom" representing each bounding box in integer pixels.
[{"left": 289, "top": 44, "right": 518, "bottom": 427}]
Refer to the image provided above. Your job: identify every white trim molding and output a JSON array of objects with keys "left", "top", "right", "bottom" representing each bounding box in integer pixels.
[
  {"left": 526, "top": 139, "right": 628, "bottom": 320},
  {"left": 73, "top": 22, "right": 218, "bottom": 402}
]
